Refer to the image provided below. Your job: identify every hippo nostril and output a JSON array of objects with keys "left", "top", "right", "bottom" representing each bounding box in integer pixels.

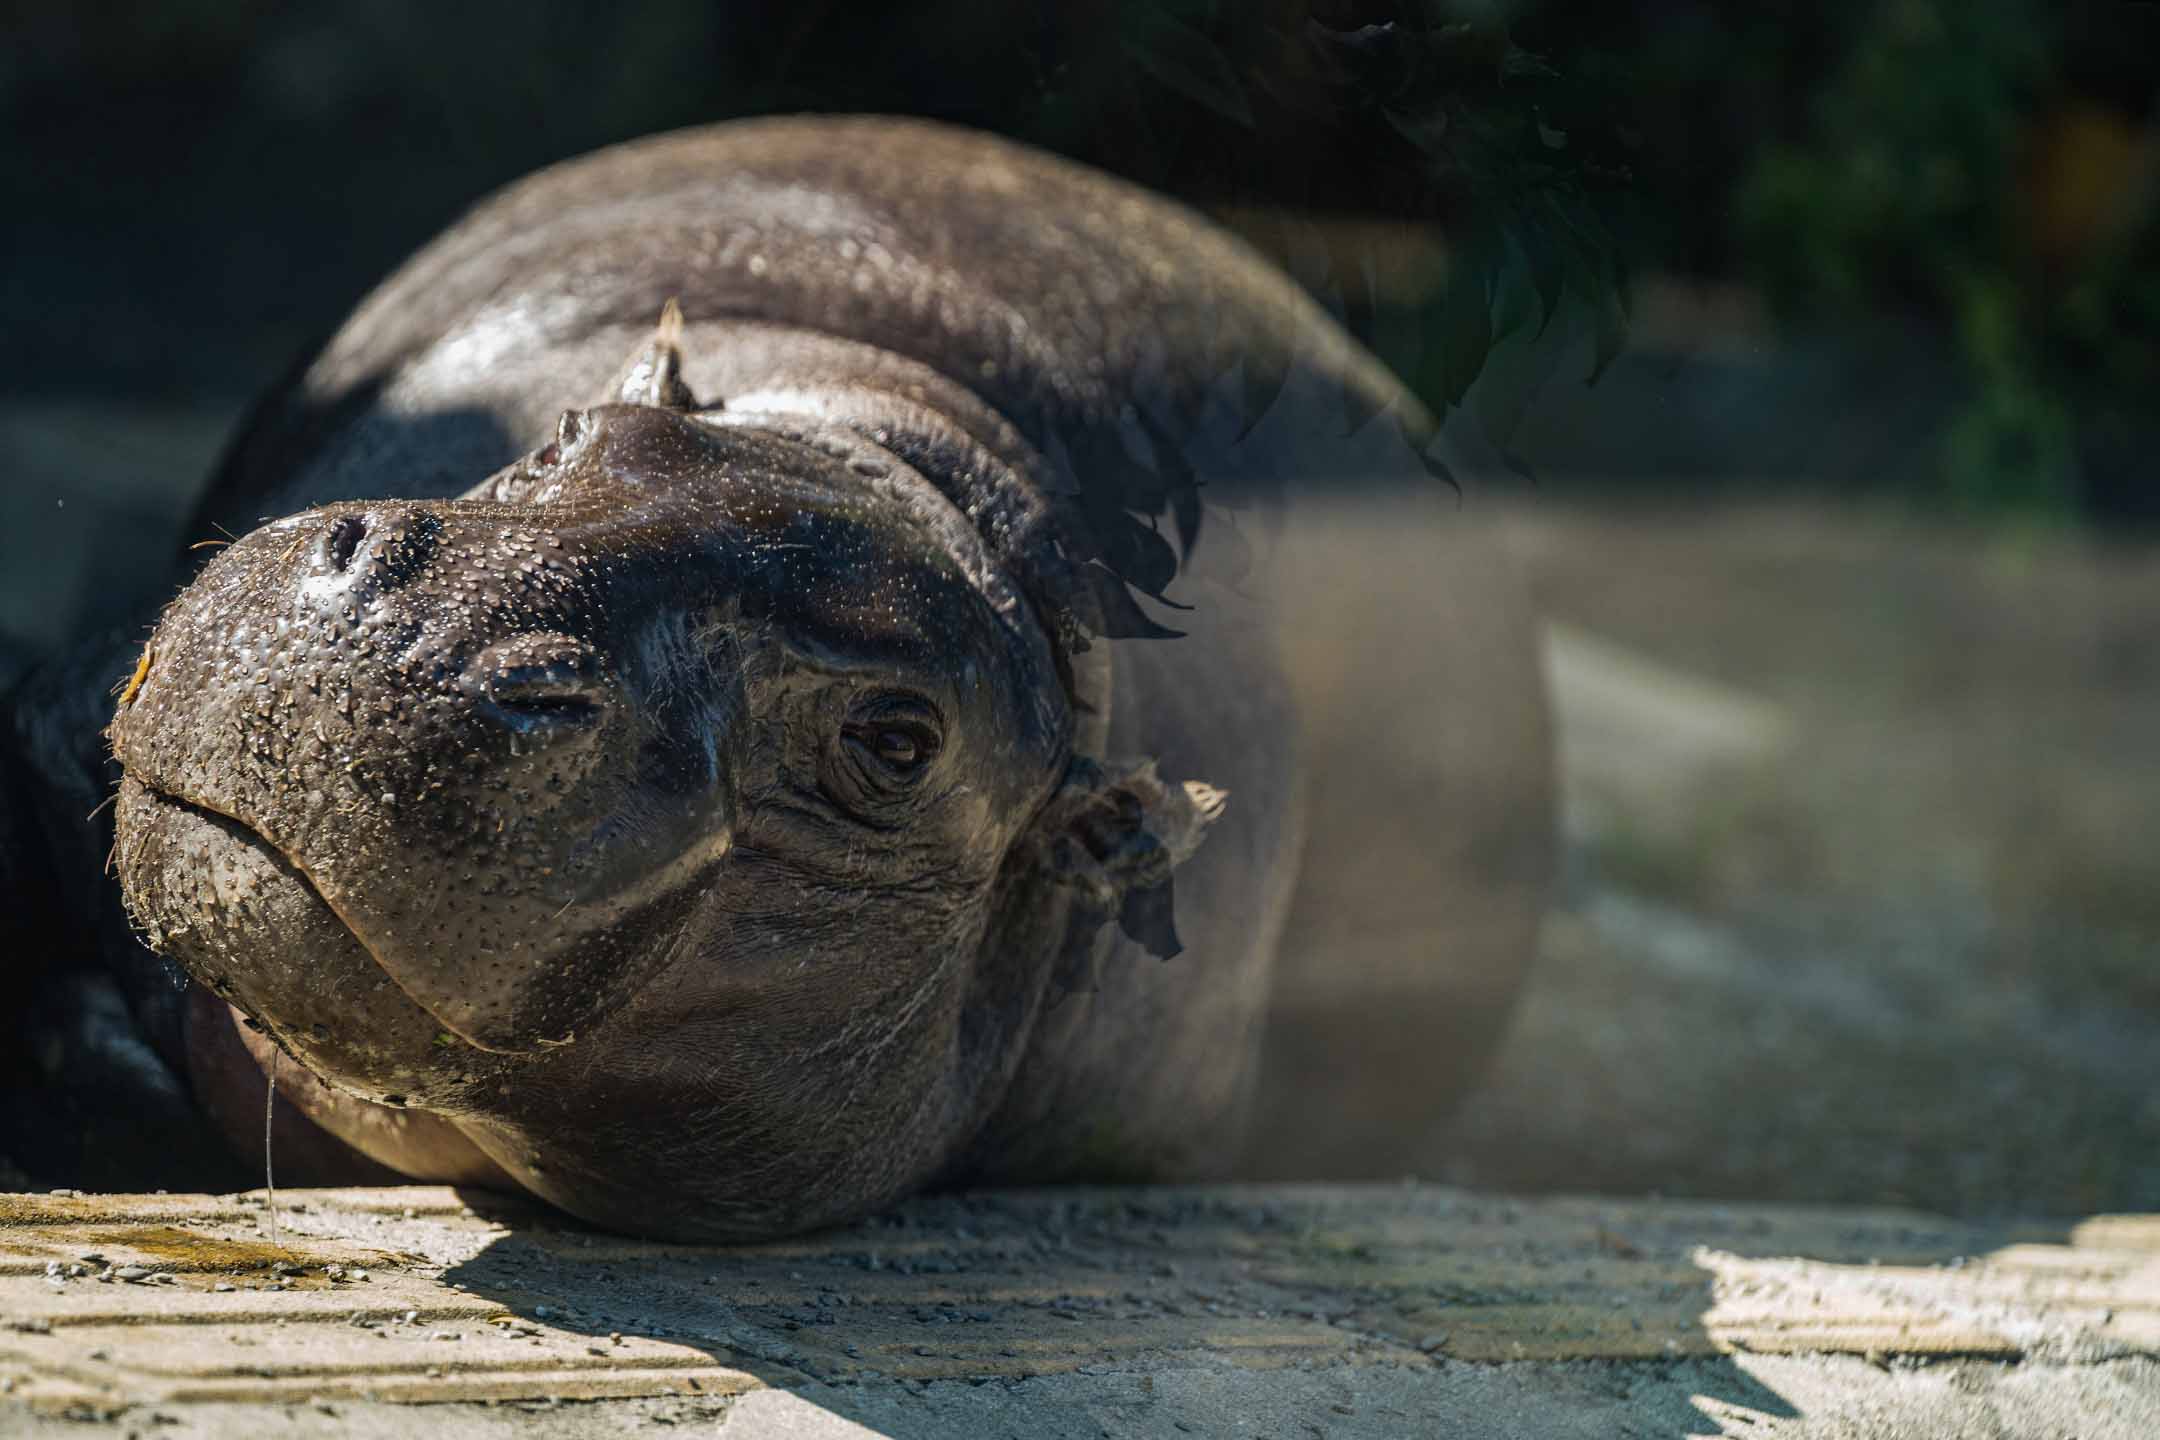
[
  {"left": 467, "top": 637, "right": 610, "bottom": 734},
  {"left": 324, "top": 514, "right": 369, "bottom": 572},
  {"left": 308, "top": 507, "right": 442, "bottom": 596}
]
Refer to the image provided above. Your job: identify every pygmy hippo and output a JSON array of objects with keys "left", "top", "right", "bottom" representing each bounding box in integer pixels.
[{"left": 1, "top": 116, "right": 1552, "bottom": 1239}]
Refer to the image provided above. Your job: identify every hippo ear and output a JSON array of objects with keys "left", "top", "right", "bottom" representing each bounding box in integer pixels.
[
  {"left": 608, "top": 298, "right": 704, "bottom": 410},
  {"left": 1026, "top": 757, "right": 1226, "bottom": 962}
]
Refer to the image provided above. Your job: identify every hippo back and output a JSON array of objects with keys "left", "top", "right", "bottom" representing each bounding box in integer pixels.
[{"left": 194, "top": 115, "right": 1411, "bottom": 535}]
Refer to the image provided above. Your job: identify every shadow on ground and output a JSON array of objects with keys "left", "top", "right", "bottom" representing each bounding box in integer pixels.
[
  {"left": 9, "top": 1182, "right": 2151, "bottom": 1435},
  {"left": 429, "top": 1183, "right": 2094, "bottom": 1438}
]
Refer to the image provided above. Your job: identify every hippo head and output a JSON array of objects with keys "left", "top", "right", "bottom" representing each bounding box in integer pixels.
[{"left": 107, "top": 327, "right": 1221, "bottom": 1238}]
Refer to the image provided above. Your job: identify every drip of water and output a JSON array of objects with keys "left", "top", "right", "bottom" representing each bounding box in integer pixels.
[{"left": 264, "top": 1047, "right": 279, "bottom": 1249}]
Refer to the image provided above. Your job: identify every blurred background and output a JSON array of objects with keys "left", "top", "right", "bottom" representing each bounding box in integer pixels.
[{"left": 3, "top": 1, "right": 2156, "bottom": 1217}]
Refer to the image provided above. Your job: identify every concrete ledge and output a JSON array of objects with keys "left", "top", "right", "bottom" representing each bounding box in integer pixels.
[{"left": 2, "top": 1184, "right": 2156, "bottom": 1436}]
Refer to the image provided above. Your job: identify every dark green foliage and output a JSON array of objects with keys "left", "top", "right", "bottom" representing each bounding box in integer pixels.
[
  {"left": 1727, "top": 0, "right": 2159, "bottom": 519},
  {"left": 1024, "top": 1, "right": 1635, "bottom": 419},
  {"left": 997, "top": 2, "right": 1636, "bottom": 603}
]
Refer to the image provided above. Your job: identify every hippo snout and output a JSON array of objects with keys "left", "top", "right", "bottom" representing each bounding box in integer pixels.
[
  {"left": 274, "top": 501, "right": 624, "bottom": 756},
  {"left": 112, "top": 492, "right": 738, "bottom": 1059}
]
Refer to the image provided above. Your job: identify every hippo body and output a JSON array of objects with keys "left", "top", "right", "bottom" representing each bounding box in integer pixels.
[{"left": 1, "top": 117, "right": 1551, "bottom": 1236}]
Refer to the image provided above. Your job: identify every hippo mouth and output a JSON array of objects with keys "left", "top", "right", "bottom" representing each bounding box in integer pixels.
[
  {"left": 114, "top": 777, "right": 495, "bottom": 1079},
  {"left": 129, "top": 782, "right": 385, "bottom": 969}
]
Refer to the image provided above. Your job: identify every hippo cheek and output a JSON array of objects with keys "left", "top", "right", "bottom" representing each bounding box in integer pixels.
[
  {"left": 113, "top": 776, "right": 489, "bottom": 1111},
  {"left": 276, "top": 741, "right": 733, "bottom": 1057}
]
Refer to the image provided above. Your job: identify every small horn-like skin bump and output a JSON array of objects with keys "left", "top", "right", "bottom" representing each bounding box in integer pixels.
[{"left": 611, "top": 298, "right": 702, "bottom": 410}]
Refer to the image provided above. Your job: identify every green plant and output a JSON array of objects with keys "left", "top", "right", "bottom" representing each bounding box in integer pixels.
[
  {"left": 1737, "top": 0, "right": 2158, "bottom": 519},
  {"left": 1023, "top": 1, "right": 1637, "bottom": 433}
]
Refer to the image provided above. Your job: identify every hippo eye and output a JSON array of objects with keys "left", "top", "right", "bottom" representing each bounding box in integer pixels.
[
  {"left": 838, "top": 697, "right": 943, "bottom": 789},
  {"left": 872, "top": 729, "right": 920, "bottom": 767},
  {"left": 844, "top": 719, "right": 939, "bottom": 778}
]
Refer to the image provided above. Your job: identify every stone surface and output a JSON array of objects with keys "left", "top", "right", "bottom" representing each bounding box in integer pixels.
[{"left": 2, "top": 1184, "right": 2155, "bottom": 1436}]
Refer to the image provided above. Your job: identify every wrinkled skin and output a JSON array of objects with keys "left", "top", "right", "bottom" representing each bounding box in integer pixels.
[{"left": 5, "top": 117, "right": 1553, "bottom": 1238}]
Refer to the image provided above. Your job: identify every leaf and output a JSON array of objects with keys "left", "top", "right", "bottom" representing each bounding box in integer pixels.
[
  {"left": 1307, "top": 19, "right": 1413, "bottom": 97},
  {"left": 1135, "top": 409, "right": 1202, "bottom": 557},
  {"left": 1118, "top": 882, "right": 1184, "bottom": 960},
  {"left": 1587, "top": 286, "right": 1627, "bottom": 385},
  {"left": 1126, "top": 517, "right": 1183, "bottom": 598},
  {"left": 1124, "top": 12, "right": 1255, "bottom": 128},
  {"left": 1506, "top": 213, "right": 1568, "bottom": 339},
  {"left": 1489, "top": 228, "right": 1540, "bottom": 343},
  {"left": 1311, "top": 19, "right": 1399, "bottom": 57},
  {"left": 1076, "top": 420, "right": 1176, "bottom": 517},
  {"left": 1502, "top": 45, "right": 1560, "bottom": 82},
  {"left": 1327, "top": 246, "right": 1389, "bottom": 434},
  {"left": 1438, "top": 233, "right": 1495, "bottom": 407},
  {"left": 1339, "top": 376, "right": 1390, "bottom": 439},
  {"left": 1171, "top": 483, "right": 1203, "bottom": 562},
  {"left": 1537, "top": 191, "right": 1630, "bottom": 382},
  {"left": 1415, "top": 437, "right": 1462, "bottom": 496},
  {"left": 1468, "top": 314, "right": 1559, "bottom": 461},
  {"left": 1190, "top": 501, "right": 1255, "bottom": 586},
  {"left": 1237, "top": 353, "right": 1290, "bottom": 441},
  {"left": 1068, "top": 561, "right": 1185, "bottom": 641},
  {"left": 1383, "top": 101, "right": 1451, "bottom": 155},
  {"left": 1087, "top": 509, "right": 1180, "bottom": 600}
]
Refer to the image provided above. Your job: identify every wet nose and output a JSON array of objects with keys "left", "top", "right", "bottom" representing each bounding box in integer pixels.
[{"left": 465, "top": 633, "right": 610, "bottom": 734}]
